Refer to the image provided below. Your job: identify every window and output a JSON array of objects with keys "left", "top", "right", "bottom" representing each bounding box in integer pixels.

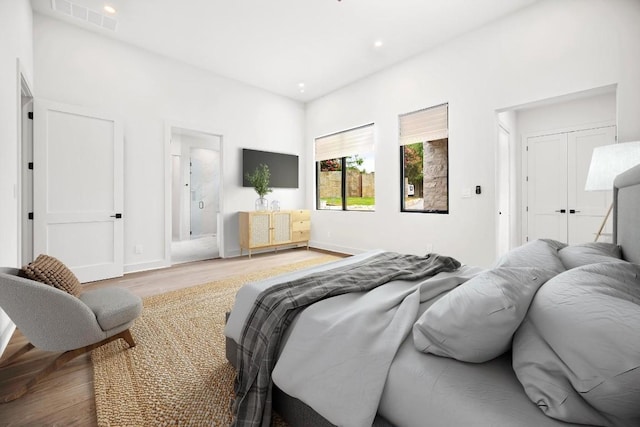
[
  {"left": 399, "top": 103, "right": 449, "bottom": 213},
  {"left": 316, "top": 124, "right": 375, "bottom": 211}
]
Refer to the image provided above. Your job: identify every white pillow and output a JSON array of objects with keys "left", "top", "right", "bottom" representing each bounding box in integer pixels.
[
  {"left": 413, "top": 267, "right": 556, "bottom": 363},
  {"left": 558, "top": 242, "right": 623, "bottom": 270},
  {"left": 493, "top": 239, "right": 566, "bottom": 273},
  {"left": 512, "top": 261, "right": 640, "bottom": 426}
]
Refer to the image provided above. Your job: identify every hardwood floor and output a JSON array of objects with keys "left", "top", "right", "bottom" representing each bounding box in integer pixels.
[{"left": 0, "top": 248, "right": 343, "bottom": 426}]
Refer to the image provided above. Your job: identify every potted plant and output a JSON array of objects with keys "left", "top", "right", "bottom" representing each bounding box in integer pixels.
[{"left": 245, "top": 163, "right": 272, "bottom": 211}]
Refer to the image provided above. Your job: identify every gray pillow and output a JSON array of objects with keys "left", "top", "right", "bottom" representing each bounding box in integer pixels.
[
  {"left": 493, "top": 239, "right": 566, "bottom": 273},
  {"left": 558, "top": 242, "right": 623, "bottom": 270},
  {"left": 513, "top": 261, "right": 640, "bottom": 426},
  {"left": 412, "top": 267, "right": 557, "bottom": 363}
]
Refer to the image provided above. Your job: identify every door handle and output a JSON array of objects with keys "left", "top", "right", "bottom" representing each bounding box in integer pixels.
[
  {"left": 569, "top": 209, "right": 580, "bottom": 214},
  {"left": 555, "top": 209, "right": 566, "bottom": 213},
  {"left": 110, "top": 213, "right": 122, "bottom": 219},
  {"left": 199, "top": 201, "right": 204, "bottom": 209}
]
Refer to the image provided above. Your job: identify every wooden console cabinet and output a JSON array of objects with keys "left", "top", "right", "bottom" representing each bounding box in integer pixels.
[{"left": 239, "top": 210, "right": 310, "bottom": 257}]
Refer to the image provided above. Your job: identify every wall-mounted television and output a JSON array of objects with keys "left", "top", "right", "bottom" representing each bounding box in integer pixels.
[{"left": 242, "top": 148, "right": 299, "bottom": 188}]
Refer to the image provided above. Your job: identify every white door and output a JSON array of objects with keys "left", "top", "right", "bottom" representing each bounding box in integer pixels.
[
  {"left": 497, "top": 125, "right": 511, "bottom": 256},
  {"left": 526, "top": 126, "right": 615, "bottom": 244},
  {"left": 33, "top": 100, "right": 124, "bottom": 283},
  {"left": 527, "top": 133, "right": 568, "bottom": 242},
  {"left": 567, "top": 127, "right": 615, "bottom": 243}
]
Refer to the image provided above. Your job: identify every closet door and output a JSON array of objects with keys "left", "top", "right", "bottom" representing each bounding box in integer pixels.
[
  {"left": 527, "top": 133, "right": 568, "bottom": 242},
  {"left": 567, "top": 127, "right": 616, "bottom": 243},
  {"left": 526, "top": 126, "right": 616, "bottom": 245}
]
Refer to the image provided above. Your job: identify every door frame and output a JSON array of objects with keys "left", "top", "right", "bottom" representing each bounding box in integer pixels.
[
  {"left": 521, "top": 120, "right": 616, "bottom": 244},
  {"left": 163, "top": 121, "right": 226, "bottom": 263},
  {"left": 17, "top": 59, "right": 33, "bottom": 266},
  {"left": 495, "top": 123, "right": 512, "bottom": 257}
]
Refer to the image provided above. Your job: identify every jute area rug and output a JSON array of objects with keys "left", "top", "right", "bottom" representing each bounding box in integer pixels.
[{"left": 92, "top": 255, "right": 342, "bottom": 426}]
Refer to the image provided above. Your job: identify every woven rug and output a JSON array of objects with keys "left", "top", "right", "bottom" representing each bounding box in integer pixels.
[{"left": 92, "top": 255, "right": 342, "bottom": 426}]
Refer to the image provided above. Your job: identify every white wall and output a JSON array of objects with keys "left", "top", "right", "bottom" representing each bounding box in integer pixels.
[
  {"left": 516, "top": 91, "right": 617, "bottom": 137},
  {"left": 305, "top": 0, "right": 640, "bottom": 267},
  {"left": 0, "top": 0, "right": 33, "bottom": 358},
  {"left": 33, "top": 14, "right": 306, "bottom": 270},
  {"left": 0, "top": 0, "right": 33, "bottom": 267}
]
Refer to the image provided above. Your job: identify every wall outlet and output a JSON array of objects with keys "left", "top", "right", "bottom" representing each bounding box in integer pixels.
[{"left": 134, "top": 244, "right": 143, "bottom": 254}]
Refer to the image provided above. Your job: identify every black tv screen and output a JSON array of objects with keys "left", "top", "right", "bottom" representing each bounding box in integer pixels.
[{"left": 242, "top": 149, "right": 299, "bottom": 188}]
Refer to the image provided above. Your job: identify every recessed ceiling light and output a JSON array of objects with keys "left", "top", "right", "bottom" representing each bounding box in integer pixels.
[
  {"left": 374, "top": 40, "right": 383, "bottom": 48},
  {"left": 298, "top": 82, "right": 305, "bottom": 88},
  {"left": 104, "top": 5, "right": 116, "bottom": 14}
]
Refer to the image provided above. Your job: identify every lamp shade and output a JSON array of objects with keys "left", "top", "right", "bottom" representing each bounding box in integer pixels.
[{"left": 585, "top": 141, "right": 640, "bottom": 191}]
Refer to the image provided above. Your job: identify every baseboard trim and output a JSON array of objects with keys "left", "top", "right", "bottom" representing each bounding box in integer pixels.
[
  {"left": 308, "top": 241, "right": 367, "bottom": 256},
  {"left": 123, "top": 259, "right": 169, "bottom": 275}
]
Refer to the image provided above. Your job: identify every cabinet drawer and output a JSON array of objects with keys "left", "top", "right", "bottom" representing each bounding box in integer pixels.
[
  {"left": 292, "top": 230, "right": 310, "bottom": 242},
  {"left": 291, "top": 210, "right": 310, "bottom": 222},
  {"left": 292, "top": 220, "right": 310, "bottom": 232}
]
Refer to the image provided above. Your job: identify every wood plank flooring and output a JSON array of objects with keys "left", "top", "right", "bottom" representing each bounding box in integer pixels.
[{"left": 0, "top": 248, "right": 343, "bottom": 426}]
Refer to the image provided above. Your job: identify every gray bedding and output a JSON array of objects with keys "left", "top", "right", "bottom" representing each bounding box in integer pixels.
[
  {"left": 232, "top": 252, "right": 461, "bottom": 426},
  {"left": 227, "top": 241, "right": 640, "bottom": 426},
  {"left": 271, "top": 266, "right": 479, "bottom": 427}
]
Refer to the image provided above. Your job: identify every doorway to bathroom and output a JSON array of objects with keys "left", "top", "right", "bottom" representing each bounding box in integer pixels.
[{"left": 170, "top": 127, "right": 222, "bottom": 264}]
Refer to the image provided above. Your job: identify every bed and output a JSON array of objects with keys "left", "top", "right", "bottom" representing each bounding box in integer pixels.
[{"left": 224, "top": 163, "right": 640, "bottom": 427}]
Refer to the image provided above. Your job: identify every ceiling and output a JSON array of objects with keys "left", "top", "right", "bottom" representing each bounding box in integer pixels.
[{"left": 31, "top": 0, "right": 538, "bottom": 102}]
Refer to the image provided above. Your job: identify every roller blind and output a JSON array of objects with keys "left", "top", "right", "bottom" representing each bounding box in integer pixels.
[
  {"left": 315, "top": 123, "right": 374, "bottom": 161},
  {"left": 399, "top": 103, "right": 448, "bottom": 146}
]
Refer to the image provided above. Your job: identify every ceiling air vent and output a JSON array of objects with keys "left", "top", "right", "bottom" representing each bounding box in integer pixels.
[{"left": 51, "top": 0, "right": 118, "bottom": 32}]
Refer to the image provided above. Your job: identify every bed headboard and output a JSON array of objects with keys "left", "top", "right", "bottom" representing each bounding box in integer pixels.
[{"left": 613, "top": 163, "right": 640, "bottom": 264}]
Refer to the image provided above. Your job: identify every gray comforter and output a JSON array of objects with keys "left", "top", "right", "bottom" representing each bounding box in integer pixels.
[
  {"left": 231, "top": 251, "right": 461, "bottom": 427},
  {"left": 272, "top": 266, "right": 480, "bottom": 427}
]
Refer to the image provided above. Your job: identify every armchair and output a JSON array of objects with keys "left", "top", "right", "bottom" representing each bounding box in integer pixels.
[{"left": 0, "top": 267, "right": 142, "bottom": 402}]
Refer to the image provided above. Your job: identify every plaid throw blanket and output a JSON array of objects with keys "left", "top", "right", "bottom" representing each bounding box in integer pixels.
[{"left": 231, "top": 251, "right": 461, "bottom": 426}]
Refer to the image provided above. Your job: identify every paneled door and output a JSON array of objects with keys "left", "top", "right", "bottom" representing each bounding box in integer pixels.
[
  {"left": 527, "top": 133, "right": 568, "bottom": 242},
  {"left": 566, "top": 127, "right": 616, "bottom": 243},
  {"left": 526, "top": 126, "right": 615, "bottom": 244},
  {"left": 33, "top": 100, "right": 123, "bottom": 283}
]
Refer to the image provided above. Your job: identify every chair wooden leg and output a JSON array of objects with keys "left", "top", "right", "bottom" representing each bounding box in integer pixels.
[
  {"left": 0, "top": 343, "right": 35, "bottom": 368},
  {"left": 0, "top": 329, "right": 136, "bottom": 403},
  {"left": 121, "top": 329, "right": 136, "bottom": 348}
]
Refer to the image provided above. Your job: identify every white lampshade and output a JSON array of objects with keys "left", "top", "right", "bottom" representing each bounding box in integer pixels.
[{"left": 585, "top": 141, "right": 640, "bottom": 191}]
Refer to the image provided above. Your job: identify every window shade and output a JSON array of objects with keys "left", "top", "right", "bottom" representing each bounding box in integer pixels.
[
  {"left": 315, "top": 123, "right": 374, "bottom": 161},
  {"left": 399, "top": 104, "right": 448, "bottom": 146}
]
